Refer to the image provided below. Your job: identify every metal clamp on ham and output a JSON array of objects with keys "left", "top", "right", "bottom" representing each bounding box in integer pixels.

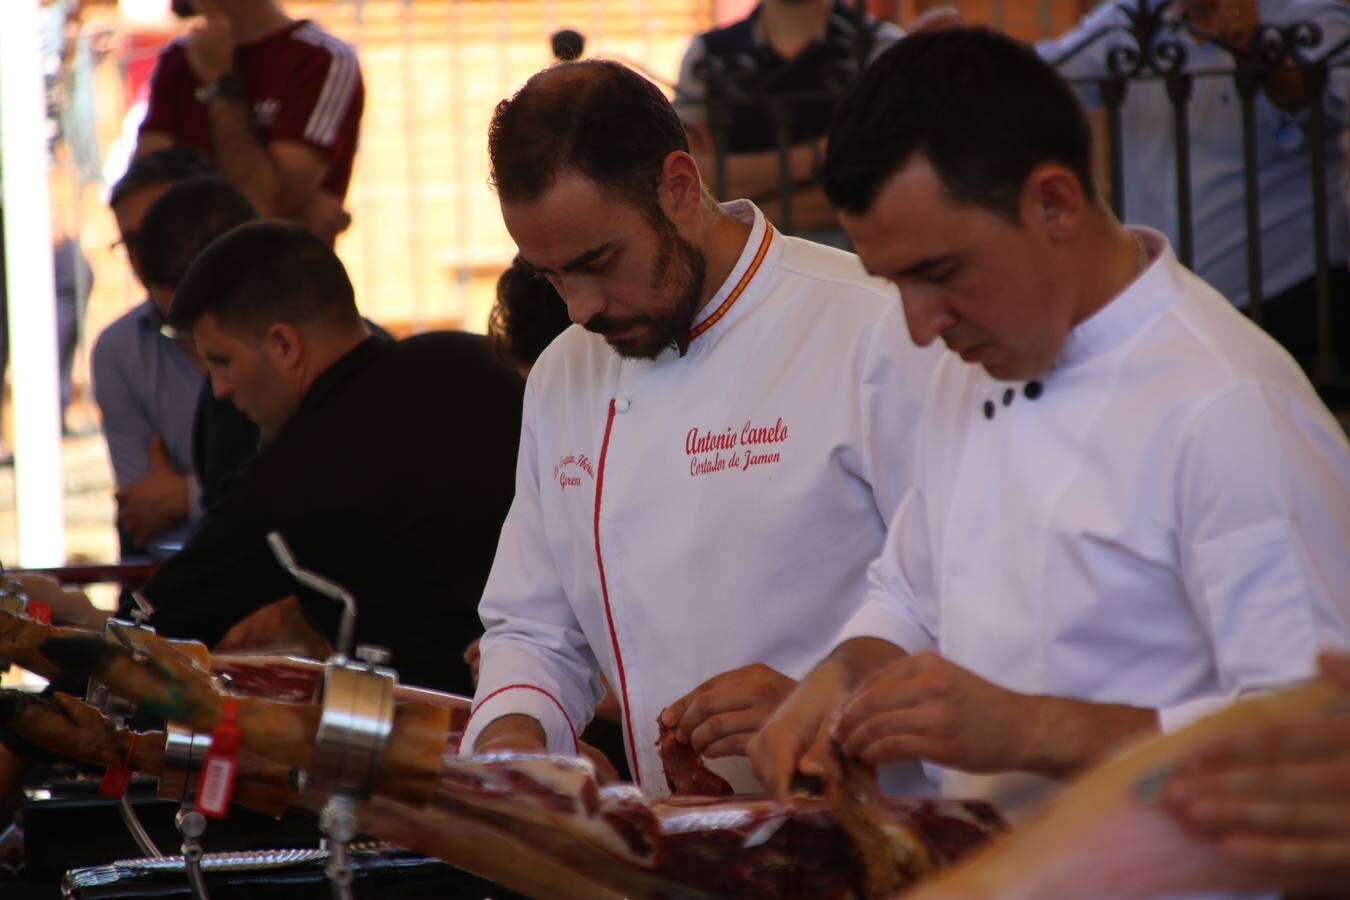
[{"left": 267, "top": 530, "right": 397, "bottom": 900}]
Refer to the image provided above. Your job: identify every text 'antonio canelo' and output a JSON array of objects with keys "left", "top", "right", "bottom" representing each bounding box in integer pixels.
[{"left": 685, "top": 418, "right": 789, "bottom": 456}]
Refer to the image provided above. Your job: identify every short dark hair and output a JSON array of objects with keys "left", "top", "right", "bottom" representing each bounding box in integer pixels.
[
  {"left": 168, "top": 221, "right": 360, "bottom": 335},
  {"left": 822, "top": 27, "right": 1095, "bottom": 220},
  {"left": 488, "top": 258, "right": 573, "bottom": 370},
  {"left": 108, "top": 146, "right": 214, "bottom": 209},
  {"left": 488, "top": 60, "right": 689, "bottom": 220},
  {"left": 138, "top": 177, "right": 258, "bottom": 289}
]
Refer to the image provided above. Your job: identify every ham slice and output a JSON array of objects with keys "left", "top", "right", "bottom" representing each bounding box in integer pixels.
[
  {"left": 903, "top": 677, "right": 1350, "bottom": 900},
  {"left": 656, "top": 716, "right": 733, "bottom": 796}
]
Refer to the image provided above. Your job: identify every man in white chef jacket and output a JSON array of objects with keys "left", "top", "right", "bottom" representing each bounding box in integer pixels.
[
  {"left": 459, "top": 59, "right": 939, "bottom": 794},
  {"left": 748, "top": 26, "right": 1350, "bottom": 832}
]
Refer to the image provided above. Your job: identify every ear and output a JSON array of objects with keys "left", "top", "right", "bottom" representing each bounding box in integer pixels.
[
  {"left": 1019, "top": 163, "right": 1086, "bottom": 242},
  {"left": 657, "top": 150, "right": 705, "bottom": 228},
  {"left": 261, "top": 322, "right": 304, "bottom": 372}
]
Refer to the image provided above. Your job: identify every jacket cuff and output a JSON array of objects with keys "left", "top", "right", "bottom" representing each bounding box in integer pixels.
[
  {"left": 459, "top": 683, "right": 580, "bottom": 756},
  {"left": 833, "top": 595, "right": 937, "bottom": 657}
]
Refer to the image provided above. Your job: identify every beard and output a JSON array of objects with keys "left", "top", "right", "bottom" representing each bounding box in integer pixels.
[{"left": 585, "top": 220, "right": 707, "bottom": 361}]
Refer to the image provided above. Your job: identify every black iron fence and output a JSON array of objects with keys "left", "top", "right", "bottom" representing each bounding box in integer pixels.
[
  {"left": 1046, "top": 0, "right": 1350, "bottom": 389},
  {"left": 688, "top": 1, "right": 1350, "bottom": 393}
]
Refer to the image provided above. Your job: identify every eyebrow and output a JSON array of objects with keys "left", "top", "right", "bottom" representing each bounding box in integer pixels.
[
  {"left": 887, "top": 255, "right": 956, "bottom": 281},
  {"left": 518, "top": 240, "right": 618, "bottom": 276}
]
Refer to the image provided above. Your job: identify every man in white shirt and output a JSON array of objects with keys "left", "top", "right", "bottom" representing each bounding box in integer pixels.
[
  {"left": 749, "top": 27, "right": 1350, "bottom": 832},
  {"left": 462, "top": 59, "right": 938, "bottom": 794}
]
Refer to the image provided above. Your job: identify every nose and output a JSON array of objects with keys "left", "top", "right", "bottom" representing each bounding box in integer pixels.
[
  {"left": 209, "top": 371, "right": 232, "bottom": 401},
  {"left": 560, "top": 278, "right": 605, "bottom": 327},
  {"left": 899, "top": 286, "right": 958, "bottom": 348}
]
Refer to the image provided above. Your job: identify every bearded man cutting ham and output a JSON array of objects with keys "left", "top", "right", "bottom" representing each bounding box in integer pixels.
[{"left": 461, "top": 59, "right": 940, "bottom": 795}]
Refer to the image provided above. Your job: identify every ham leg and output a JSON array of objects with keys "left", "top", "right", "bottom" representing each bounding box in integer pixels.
[
  {"left": 0, "top": 688, "right": 296, "bottom": 817},
  {"left": 902, "top": 678, "right": 1350, "bottom": 900}
]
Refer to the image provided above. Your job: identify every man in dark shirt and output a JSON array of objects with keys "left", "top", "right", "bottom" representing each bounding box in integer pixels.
[
  {"left": 674, "top": 0, "right": 904, "bottom": 242},
  {"left": 141, "top": 221, "right": 523, "bottom": 695}
]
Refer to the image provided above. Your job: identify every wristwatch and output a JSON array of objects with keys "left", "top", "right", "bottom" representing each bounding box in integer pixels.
[{"left": 194, "top": 72, "right": 247, "bottom": 105}]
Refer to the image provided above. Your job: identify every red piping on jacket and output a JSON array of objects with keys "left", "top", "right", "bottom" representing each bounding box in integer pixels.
[
  {"left": 593, "top": 398, "right": 643, "bottom": 786},
  {"left": 461, "top": 683, "right": 579, "bottom": 754}
]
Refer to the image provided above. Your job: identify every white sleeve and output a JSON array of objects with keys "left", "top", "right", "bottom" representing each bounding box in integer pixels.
[
  {"left": 461, "top": 380, "right": 604, "bottom": 755},
  {"left": 1161, "top": 382, "right": 1350, "bottom": 731},
  {"left": 834, "top": 487, "right": 940, "bottom": 656}
]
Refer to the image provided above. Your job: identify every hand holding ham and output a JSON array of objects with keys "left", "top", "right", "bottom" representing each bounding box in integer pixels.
[
  {"left": 659, "top": 662, "right": 795, "bottom": 759},
  {"left": 834, "top": 652, "right": 1035, "bottom": 773},
  {"left": 1161, "top": 651, "right": 1350, "bottom": 890},
  {"left": 214, "top": 596, "right": 331, "bottom": 657},
  {"left": 748, "top": 658, "right": 854, "bottom": 795},
  {"left": 836, "top": 651, "right": 1156, "bottom": 778}
]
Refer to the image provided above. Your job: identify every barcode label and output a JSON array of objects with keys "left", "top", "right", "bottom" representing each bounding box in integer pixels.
[{"left": 196, "top": 754, "right": 236, "bottom": 817}]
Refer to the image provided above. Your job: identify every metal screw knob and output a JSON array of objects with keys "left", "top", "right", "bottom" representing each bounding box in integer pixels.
[
  {"left": 320, "top": 804, "right": 358, "bottom": 843},
  {"left": 354, "top": 644, "right": 391, "bottom": 667},
  {"left": 177, "top": 808, "right": 207, "bottom": 839}
]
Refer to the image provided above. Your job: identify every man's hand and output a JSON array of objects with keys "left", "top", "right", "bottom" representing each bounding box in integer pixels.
[
  {"left": 907, "top": 4, "right": 964, "bottom": 33},
  {"left": 1184, "top": 0, "right": 1259, "bottom": 47},
  {"left": 660, "top": 663, "right": 795, "bottom": 759},
  {"left": 463, "top": 638, "right": 481, "bottom": 686},
  {"left": 748, "top": 659, "right": 854, "bottom": 795},
  {"left": 473, "top": 714, "right": 547, "bottom": 754},
  {"left": 116, "top": 435, "right": 189, "bottom": 547},
  {"left": 579, "top": 741, "right": 621, "bottom": 784},
  {"left": 185, "top": 0, "right": 235, "bottom": 85},
  {"left": 836, "top": 651, "right": 1157, "bottom": 778},
  {"left": 214, "top": 596, "right": 331, "bottom": 658},
  {"left": 300, "top": 190, "right": 353, "bottom": 246},
  {"left": 1161, "top": 652, "right": 1350, "bottom": 889},
  {"left": 834, "top": 651, "right": 1035, "bottom": 773}
]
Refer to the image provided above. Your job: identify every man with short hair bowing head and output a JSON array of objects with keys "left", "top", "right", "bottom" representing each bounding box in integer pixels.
[
  {"left": 748, "top": 26, "right": 1350, "bottom": 840},
  {"left": 462, "top": 60, "right": 939, "bottom": 794}
]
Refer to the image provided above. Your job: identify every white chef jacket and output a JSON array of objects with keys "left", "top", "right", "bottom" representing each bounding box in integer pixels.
[
  {"left": 464, "top": 201, "right": 940, "bottom": 794},
  {"left": 839, "top": 229, "right": 1350, "bottom": 821}
]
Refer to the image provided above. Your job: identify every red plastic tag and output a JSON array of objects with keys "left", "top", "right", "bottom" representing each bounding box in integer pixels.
[
  {"left": 98, "top": 732, "right": 138, "bottom": 798},
  {"left": 196, "top": 699, "right": 241, "bottom": 818},
  {"left": 98, "top": 765, "right": 133, "bottom": 798},
  {"left": 28, "top": 601, "right": 50, "bottom": 625}
]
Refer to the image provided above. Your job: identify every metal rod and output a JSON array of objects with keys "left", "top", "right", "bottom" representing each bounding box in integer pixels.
[
  {"left": 1303, "top": 59, "right": 1342, "bottom": 383},
  {"left": 320, "top": 794, "right": 358, "bottom": 900},
  {"left": 1166, "top": 71, "right": 1195, "bottom": 268},
  {"left": 266, "top": 532, "right": 357, "bottom": 659},
  {"left": 771, "top": 98, "right": 794, "bottom": 235},
  {"left": 179, "top": 804, "right": 211, "bottom": 900},
  {"left": 1236, "top": 62, "right": 1266, "bottom": 324},
  {"left": 117, "top": 795, "right": 163, "bottom": 860},
  {"left": 1101, "top": 78, "right": 1127, "bottom": 218}
]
